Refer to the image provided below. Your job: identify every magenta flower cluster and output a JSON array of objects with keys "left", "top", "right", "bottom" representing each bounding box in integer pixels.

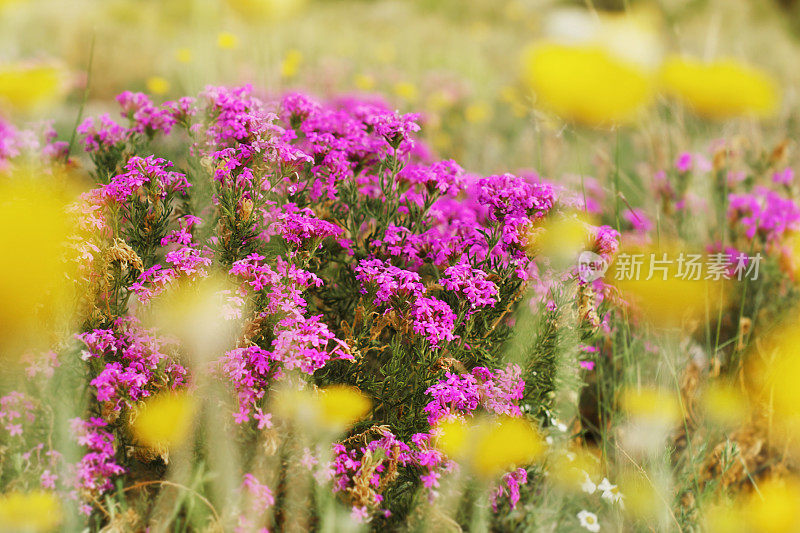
[
  {"left": 729, "top": 186, "right": 800, "bottom": 245},
  {"left": 424, "top": 364, "right": 525, "bottom": 424}
]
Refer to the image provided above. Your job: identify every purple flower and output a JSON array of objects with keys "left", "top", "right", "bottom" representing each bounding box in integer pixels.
[
  {"left": 623, "top": 208, "right": 653, "bottom": 233},
  {"left": 104, "top": 155, "right": 190, "bottom": 203},
  {"left": 77, "top": 113, "right": 129, "bottom": 153},
  {"left": 773, "top": 167, "right": 795, "bottom": 186},
  {"left": 354, "top": 258, "right": 425, "bottom": 307},
  {"left": 410, "top": 297, "right": 458, "bottom": 348},
  {"left": 424, "top": 364, "right": 524, "bottom": 424},
  {"left": 729, "top": 187, "right": 800, "bottom": 244},
  {"left": 441, "top": 260, "right": 499, "bottom": 311},
  {"left": 676, "top": 152, "right": 692, "bottom": 173}
]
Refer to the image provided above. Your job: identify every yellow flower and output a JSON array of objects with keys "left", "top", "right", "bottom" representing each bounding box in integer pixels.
[
  {"left": 274, "top": 385, "right": 371, "bottom": 433},
  {"left": 434, "top": 418, "right": 470, "bottom": 461},
  {"left": 621, "top": 388, "right": 681, "bottom": 425},
  {"left": 526, "top": 213, "right": 594, "bottom": 267},
  {"left": 280, "top": 49, "right": 303, "bottom": 79},
  {"left": 619, "top": 472, "right": 662, "bottom": 521},
  {"left": 0, "top": 173, "right": 76, "bottom": 350},
  {"left": 521, "top": 42, "right": 652, "bottom": 126},
  {"left": 132, "top": 392, "right": 196, "bottom": 449},
  {"left": 743, "top": 478, "right": 800, "bottom": 533},
  {"left": 393, "top": 81, "right": 418, "bottom": 102},
  {"left": 0, "top": 490, "right": 62, "bottom": 531},
  {"left": 175, "top": 48, "right": 193, "bottom": 64},
  {"left": 549, "top": 448, "right": 601, "bottom": 491},
  {"left": 317, "top": 385, "right": 371, "bottom": 430},
  {"left": 435, "top": 416, "right": 543, "bottom": 478},
  {"left": 464, "top": 101, "right": 492, "bottom": 124},
  {"left": 226, "top": 0, "right": 306, "bottom": 21},
  {"left": 0, "top": 62, "right": 67, "bottom": 113},
  {"left": 748, "top": 324, "right": 800, "bottom": 448},
  {"left": 353, "top": 73, "right": 375, "bottom": 91},
  {"left": 146, "top": 76, "right": 170, "bottom": 95},
  {"left": 217, "top": 32, "right": 240, "bottom": 50},
  {"left": 704, "top": 502, "right": 746, "bottom": 533},
  {"left": 700, "top": 381, "right": 749, "bottom": 428},
  {"left": 660, "top": 56, "right": 779, "bottom": 119}
]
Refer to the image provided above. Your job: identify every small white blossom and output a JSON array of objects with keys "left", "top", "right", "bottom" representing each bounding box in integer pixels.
[
  {"left": 598, "top": 478, "right": 625, "bottom": 506},
  {"left": 580, "top": 471, "right": 597, "bottom": 494},
  {"left": 577, "top": 510, "right": 600, "bottom": 532}
]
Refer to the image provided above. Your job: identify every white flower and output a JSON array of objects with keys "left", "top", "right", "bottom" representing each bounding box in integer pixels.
[
  {"left": 598, "top": 478, "right": 625, "bottom": 506},
  {"left": 577, "top": 510, "right": 600, "bottom": 532},
  {"left": 580, "top": 471, "right": 597, "bottom": 494}
]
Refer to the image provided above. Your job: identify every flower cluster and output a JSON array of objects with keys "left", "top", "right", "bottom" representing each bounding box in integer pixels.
[
  {"left": 0, "top": 84, "right": 596, "bottom": 526},
  {"left": 71, "top": 417, "right": 125, "bottom": 499},
  {"left": 77, "top": 317, "right": 188, "bottom": 411},
  {"left": 424, "top": 364, "right": 525, "bottom": 424},
  {"left": 236, "top": 473, "right": 275, "bottom": 532},
  {"left": 0, "top": 391, "right": 36, "bottom": 439},
  {"left": 441, "top": 260, "right": 499, "bottom": 311},
  {"left": 410, "top": 296, "right": 458, "bottom": 348},
  {"left": 331, "top": 428, "right": 415, "bottom": 519},
  {"left": 354, "top": 258, "right": 425, "bottom": 306},
  {"left": 729, "top": 186, "right": 800, "bottom": 245},
  {"left": 103, "top": 155, "right": 190, "bottom": 203}
]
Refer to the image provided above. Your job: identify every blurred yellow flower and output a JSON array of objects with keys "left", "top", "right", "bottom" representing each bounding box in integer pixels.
[
  {"left": 472, "top": 417, "right": 544, "bottom": 477},
  {"left": 526, "top": 213, "right": 593, "bottom": 266},
  {"left": 227, "top": 0, "right": 306, "bottom": 21},
  {"left": 0, "top": 63, "right": 67, "bottom": 113},
  {"left": 704, "top": 502, "right": 746, "bottom": 533},
  {"left": 621, "top": 388, "right": 681, "bottom": 425},
  {"left": 748, "top": 324, "right": 800, "bottom": 447},
  {"left": 549, "top": 448, "right": 602, "bottom": 492},
  {"left": 619, "top": 472, "right": 661, "bottom": 520},
  {"left": 175, "top": 48, "right": 193, "bottom": 64},
  {"left": 435, "top": 418, "right": 470, "bottom": 460},
  {"left": 464, "top": 101, "right": 492, "bottom": 124},
  {"left": 393, "top": 81, "right": 418, "bottom": 102},
  {"left": 146, "top": 76, "right": 170, "bottom": 95},
  {"left": 700, "top": 381, "right": 749, "bottom": 428},
  {"left": 0, "top": 490, "right": 62, "bottom": 531},
  {"left": 0, "top": 174, "right": 76, "bottom": 349},
  {"left": 353, "top": 73, "right": 375, "bottom": 91},
  {"left": 660, "top": 56, "right": 779, "bottom": 119},
  {"left": 743, "top": 478, "right": 800, "bottom": 533},
  {"left": 436, "top": 416, "right": 543, "bottom": 478},
  {"left": 280, "top": 49, "right": 303, "bottom": 79},
  {"left": 318, "top": 385, "right": 371, "bottom": 430},
  {"left": 428, "top": 90, "right": 454, "bottom": 112},
  {"left": 521, "top": 42, "right": 652, "bottom": 126},
  {"left": 132, "top": 391, "right": 196, "bottom": 449},
  {"left": 217, "top": 32, "right": 240, "bottom": 50},
  {"left": 274, "top": 385, "right": 371, "bottom": 433}
]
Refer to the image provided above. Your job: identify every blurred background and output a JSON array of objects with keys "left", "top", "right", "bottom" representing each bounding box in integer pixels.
[{"left": 2, "top": 0, "right": 799, "bottom": 175}]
